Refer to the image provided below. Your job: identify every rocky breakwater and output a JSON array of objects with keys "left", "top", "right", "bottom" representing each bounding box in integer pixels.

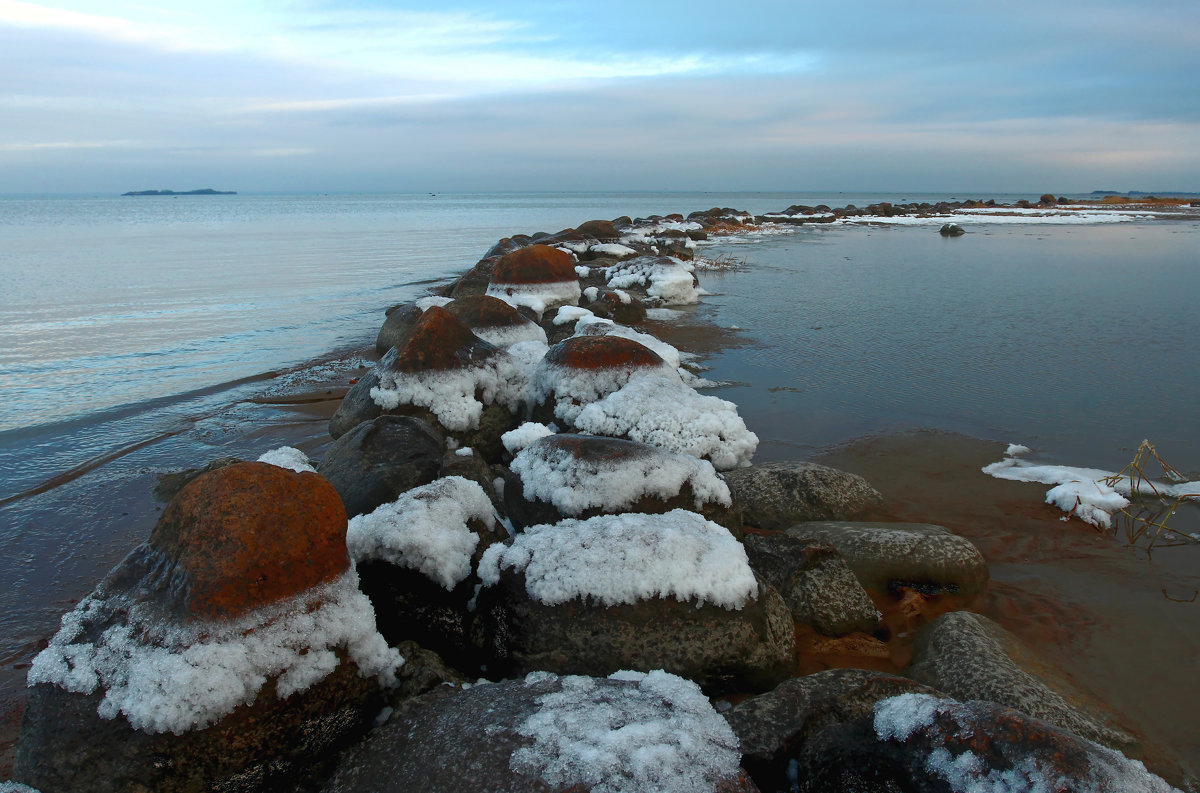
[{"left": 7, "top": 206, "right": 1187, "bottom": 792}]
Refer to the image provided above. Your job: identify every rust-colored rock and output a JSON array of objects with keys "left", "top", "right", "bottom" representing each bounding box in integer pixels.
[
  {"left": 542, "top": 334, "right": 665, "bottom": 370},
  {"left": 150, "top": 461, "right": 348, "bottom": 619},
  {"left": 574, "top": 219, "right": 618, "bottom": 239},
  {"left": 443, "top": 294, "right": 528, "bottom": 331},
  {"left": 490, "top": 244, "right": 575, "bottom": 285},
  {"left": 389, "top": 305, "right": 499, "bottom": 373}
]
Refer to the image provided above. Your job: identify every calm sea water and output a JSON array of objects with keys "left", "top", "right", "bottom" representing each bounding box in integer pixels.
[{"left": 1, "top": 190, "right": 1196, "bottom": 708}]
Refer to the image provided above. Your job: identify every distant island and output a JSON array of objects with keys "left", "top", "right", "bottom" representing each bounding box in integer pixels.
[
  {"left": 121, "top": 188, "right": 237, "bottom": 196},
  {"left": 1090, "top": 189, "right": 1200, "bottom": 197}
]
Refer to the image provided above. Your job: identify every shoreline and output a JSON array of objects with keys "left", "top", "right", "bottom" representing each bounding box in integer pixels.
[{"left": 4, "top": 195, "right": 1199, "bottom": 787}]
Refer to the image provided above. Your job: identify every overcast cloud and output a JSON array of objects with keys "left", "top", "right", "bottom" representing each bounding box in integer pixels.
[{"left": 2, "top": 0, "right": 1198, "bottom": 193}]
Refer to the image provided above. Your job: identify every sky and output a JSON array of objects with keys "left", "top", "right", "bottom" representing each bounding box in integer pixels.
[{"left": 2, "top": 0, "right": 1198, "bottom": 194}]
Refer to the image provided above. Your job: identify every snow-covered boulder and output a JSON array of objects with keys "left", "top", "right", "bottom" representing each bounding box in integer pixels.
[
  {"left": 366, "top": 306, "right": 527, "bottom": 458},
  {"left": 443, "top": 294, "right": 548, "bottom": 348},
  {"left": 15, "top": 462, "right": 401, "bottom": 793},
  {"left": 474, "top": 510, "right": 794, "bottom": 692},
  {"left": 530, "top": 335, "right": 679, "bottom": 426},
  {"left": 317, "top": 415, "right": 444, "bottom": 518},
  {"left": 323, "top": 671, "right": 759, "bottom": 793},
  {"left": 486, "top": 244, "right": 581, "bottom": 319},
  {"left": 503, "top": 434, "right": 742, "bottom": 534},
  {"left": 784, "top": 522, "right": 989, "bottom": 597},
  {"left": 581, "top": 287, "right": 648, "bottom": 324},
  {"left": 349, "top": 476, "right": 504, "bottom": 669},
  {"left": 606, "top": 255, "right": 703, "bottom": 306}
]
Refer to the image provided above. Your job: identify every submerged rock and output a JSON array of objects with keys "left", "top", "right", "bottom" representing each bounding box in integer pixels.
[
  {"left": 503, "top": 433, "right": 742, "bottom": 533},
  {"left": 722, "top": 461, "right": 883, "bottom": 529},
  {"left": 323, "top": 672, "right": 759, "bottom": 793},
  {"left": 15, "top": 462, "right": 401, "bottom": 793},
  {"left": 786, "top": 521, "right": 989, "bottom": 597},
  {"left": 939, "top": 222, "right": 966, "bottom": 236},
  {"left": 317, "top": 415, "right": 444, "bottom": 518},
  {"left": 474, "top": 510, "right": 794, "bottom": 692}
]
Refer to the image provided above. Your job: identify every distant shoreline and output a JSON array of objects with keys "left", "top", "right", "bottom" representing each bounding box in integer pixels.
[{"left": 121, "top": 188, "right": 237, "bottom": 196}]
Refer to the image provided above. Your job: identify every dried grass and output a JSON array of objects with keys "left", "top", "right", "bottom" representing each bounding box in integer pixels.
[{"left": 1101, "top": 440, "right": 1200, "bottom": 550}]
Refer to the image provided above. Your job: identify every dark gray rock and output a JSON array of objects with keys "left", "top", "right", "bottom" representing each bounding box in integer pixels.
[
  {"left": 475, "top": 574, "right": 794, "bottom": 694},
  {"left": 317, "top": 415, "right": 444, "bottom": 518},
  {"left": 329, "top": 365, "right": 383, "bottom": 440},
  {"left": 722, "top": 461, "right": 882, "bottom": 529},
  {"left": 323, "top": 675, "right": 759, "bottom": 793},
  {"left": 375, "top": 304, "right": 423, "bottom": 355},
  {"left": 939, "top": 223, "right": 966, "bottom": 236},
  {"left": 390, "top": 641, "right": 468, "bottom": 701},
  {"left": 741, "top": 534, "right": 879, "bottom": 636},
  {"left": 725, "top": 668, "right": 940, "bottom": 792},
  {"left": 906, "top": 610, "right": 1135, "bottom": 751},
  {"left": 785, "top": 521, "right": 989, "bottom": 596}
]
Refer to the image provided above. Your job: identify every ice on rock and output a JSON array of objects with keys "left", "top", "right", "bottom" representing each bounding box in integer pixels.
[
  {"left": 502, "top": 422, "right": 556, "bottom": 455},
  {"left": 531, "top": 342, "right": 679, "bottom": 426},
  {"left": 574, "top": 265, "right": 591, "bottom": 278},
  {"left": 574, "top": 315, "right": 688, "bottom": 373},
  {"left": 572, "top": 376, "right": 758, "bottom": 470},
  {"left": 478, "top": 509, "right": 757, "bottom": 610},
  {"left": 606, "top": 256, "right": 704, "bottom": 305},
  {"left": 553, "top": 305, "right": 596, "bottom": 326},
  {"left": 486, "top": 280, "right": 582, "bottom": 320},
  {"left": 509, "top": 436, "right": 731, "bottom": 515},
  {"left": 415, "top": 296, "right": 454, "bottom": 311},
  {"left": 471, "top": 321, "right": 548, "bottom": 349},
  {"left": 255, "top": 446, "right": 316, "bottom": 473},
  {"left": 874, "top": 692, "right": 945, "bottom": 741},
  {"left": 27, "top": 569, "right": 402, "bottom": 735},
  {"left": 589, "top": 243, "right": 638, "bottom": 259},
  {"left": 511, "top": 670, "right": 742, "bottom": 793},
  {"left": 370, "top": 350, "right": 529, "bottom": 432},
  {"left": 0, "top": 783, "right": 41, "bottom": 793},
  {"left": 346, "top": 476, "right": 495, "bottom": 590}
]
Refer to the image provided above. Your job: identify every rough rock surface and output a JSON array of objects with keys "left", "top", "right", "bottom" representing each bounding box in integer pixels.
[
  {"left": 329, "top": 365, "right": 383, "bottom": 440},
  {"left": 906, "top": 610, "right": 1135, "bottom": 751},
  {"left": 741, "top": 534, "right": 879, "bottom": 636},
  {"left": 490, "top": 244, "right": 576, "bottom": 285},
  {"left": 323, "top": 674, "right": 759, "bottom": 793},
  {"left": 474, "top": 575, "right": 794, "bottom": 694},
  {"left": 375, "top": 303, "right": 423, "bottom": 355},
  {"left": 785, "top": 521, "right": 989, "bottom": 596},
  {"left": 722, "top": 461, "right": 882, "bottom": 529},
  {"left": 725, "top": 669, "right": 941, "bottom": 792},
  {"left": 443, "top": 294, "right": 546, "bottom": 345},
  {"left": 317, "top": 416, "right": 444, "bottom": 518},
  {"left": 358, "top": 563, "right": 479, "bottom": 672}
]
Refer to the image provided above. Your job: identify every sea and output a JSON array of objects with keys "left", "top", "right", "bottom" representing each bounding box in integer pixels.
[{"left": 2, "top": 190, "right": 1199, "bottom": 766}]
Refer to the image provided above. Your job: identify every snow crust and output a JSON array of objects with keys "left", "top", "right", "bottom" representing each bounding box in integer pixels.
[
  {"left": 346, "top": 476, "right": 495, "bottom": 589},
  {"left": 532, "top": 348, "right": 679, "bottom": 425},
  {"left": 873, "top": 693, "right": 1179, "bottom": 793},
  {"left": 27, "top": 569, "right": 401, "bottom": 734},
  {"left": 415, "top": 296, "right": 454, "bottom": 310},
  {"left": 558, "top": 241, "right": 590, "bottom": 255},
  {"left": 554, "top": 306, "right": 596, "bottom": 326},
  {"left": 983, "top": 448, "right": 1200, "bottom": 528},
  {"left": 501, "top": 422, "right": 555, "bottom": 455},
  {"left": 572, "top": 376, "right": 758, "bottom": 470},
  {"left": 487, "top": 280, "right": 582, "bottom": 319},
  {"left": 509, "top": 436, "right": 731, "bottom": 515},
  {"left": 0, "top": 783, "right": 40, "bottom": 793},
  {"left": 256, "top": 446, "right": 316, "bottom": 473},
  {"left": 575, "top": 265, "right": 591, "bottom": 277},
  {"left": 606, "top": 257, "right": 703, "bottom": 305},
  {"left": 511, "top": 670, "right": 742, "bottom": 793},
  {"left": 478, "top": 509, "right": 756, "bottom": 610},
  {"left": 370, "top": 351, "right": 528, "bottom": 432},
  {"left": 590, "top": 243, "right": 638, "bottom": 259},
  {"left": 470, "top": 320, "right": 548, "bottom": 348},
  {"left": 839, "top": 208, "right": 1152, "bottom": 226}
]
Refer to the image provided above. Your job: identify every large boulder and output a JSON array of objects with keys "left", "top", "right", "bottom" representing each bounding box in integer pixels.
[
  {"left": 573, "top": 218, "right": 618, "bottom": 240},
  {"left": 485, "top": 245, "right": 581, "bottom": 319},
  {"left": 722, "top": 461, "right": 882, "bottom": 529},
  {"left": 792, "top": 693, "right": 1176, "bottom": 793},
  {"left": 329, "top": 365, "right": 383, "bottom": 440},
  {"left": 740, "top": 533, "right": 879, "bottom": 636},
  {"left": 475, "top": 510, "right": 794, "bottom": 692},
  {"left": 14, "top": 462, "right": 401, "bottom": 793},
  {"left": 323, "top": 672, "right": 759, "bottom": 793},
  {"left": 906, "top": 610, "right": 1135, "bottom": 751},
  {"left": 503, "top": 433, "right": 742, "bottom": 534},
  {"left": 375, "top": 303, "right": 423, "bottom": 355},
  {"left": 785, "top": 521, "right": 989, "bottom": 597},
  {"left": 449, "top": 256, "right": 500, "bottom": 299},
  {"left": 317, "top": 415, "right": 444, "bottom": 518},
  {"left": 725, "top": 669, "right": 941, "bottom": 792},
  {"left": 443, "top": 294, "right": 547, "bottom": 347}
]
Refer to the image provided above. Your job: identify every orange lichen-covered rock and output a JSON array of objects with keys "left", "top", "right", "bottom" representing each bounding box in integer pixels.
[
  {"left": 490, "top": 244, "right": 575, "bottom": 285},
  {"left": 443, "top": 294, "right": 547, "bottom": 346},
  {"left": 542, "top": 334, "right": 665, "bottom": 371},
  {"left": 150, "top": 461, "right": 348, "bottom": 619},
  {"left": 389, "top": 305, "right": 500, "bottom": 373},
  {"left": 574, "top": 218, "right": 618, "bottom": 239}
]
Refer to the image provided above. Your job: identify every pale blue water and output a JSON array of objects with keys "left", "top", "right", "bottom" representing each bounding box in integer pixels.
[{"left": 1, "top": 190, "right": 1196, "bottom": 711}]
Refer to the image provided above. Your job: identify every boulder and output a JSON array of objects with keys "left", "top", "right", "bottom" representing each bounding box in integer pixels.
[
  {"left": 725, "top": 669, "right": 940, "bottom": 792},
  {"left": 740, "top": 534, "right": 879, "bottom": 636},
  {"left": 503, "top": 433, "right": 742, "bottom": 534},
  {"left": 573, "top": 218, "right": 618, "bottom": 240},
  {"left": 14, "top": 463, "right": 401, "bottom": 793},
  {"left": 791, "top": 693, "right": 1176, "bottom": 793},
  {"left": 584, "top": 289, "right": 648, "bottom": 324},
  {"left": 939, "top": 222, "right": 966, "bottom": 236},
  {"left": 486, "top": 245, "right": 581, "bottom": 319},
  {"left": 449, "top": 256, "right": 500, "bottom": 299},
  {"left": 475, "top": 510, "right": 794, "bottom": 692},
  {"left": 323, "top": 672, "right": 759, "bottom": 793},
  {"left": 329, "top": 365, "right": 383, "bottom": 440},
  {"left": 906, "top": 611, "right": 1135, "bottom": 751},
  {"left": 375, "top": 303, "right": 423, "bottom": 355},
  {"left": 153, "top": 455, "right": 240, "bottom": 503},
  {"left": 786, "top": 521, "right": 989, "bottom": 597},
  {"left": 722, "top": 461, "right": 883, "bottom": 529},
  {"left": 443, "top": 294, "right": 547, "bottom": 347},
  {"left": 317, "top": 415, "right": 444, "bottom": 518}
]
